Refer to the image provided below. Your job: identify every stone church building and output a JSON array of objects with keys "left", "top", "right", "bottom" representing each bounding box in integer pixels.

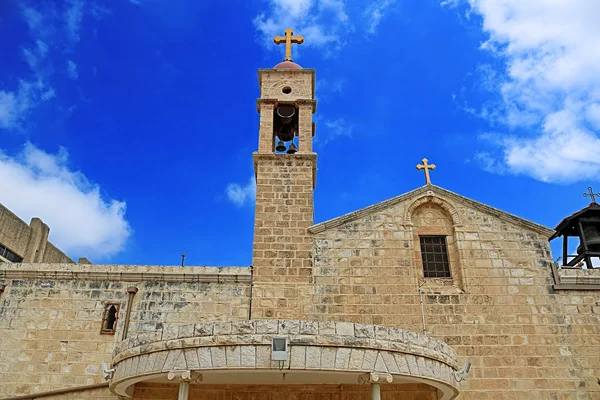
[{"left": 1, "top": 30, "right": 599, "bottom": 400}]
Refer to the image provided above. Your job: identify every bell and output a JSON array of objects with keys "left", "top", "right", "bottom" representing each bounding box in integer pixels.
[
  {"left": 275, "top": 140, "right": 286, "bottom": 152},
  {"left": 576, "top": 222, "right": 600, "bottom": 254},
  {"left": 277, "top": 125, "right": 294, "bottom": 142},
  {"left": 286, "top": 143, "right": 298, "bottom": 154},
  {"left": 276, "top": 105, "right": 296, "bottom": 124}
]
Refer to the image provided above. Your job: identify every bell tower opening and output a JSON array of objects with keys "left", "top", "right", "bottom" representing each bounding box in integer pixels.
[
  {"left": 550, "top": 186, "right": 600, "bottom": 269},
  {"left": 274, "top": 104, "right": 299, "bottom": 154}
]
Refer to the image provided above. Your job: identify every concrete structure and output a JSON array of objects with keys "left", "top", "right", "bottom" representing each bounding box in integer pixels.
[
  {"left": 0, "top": 204, "right": 73, "bottom": 264},
  {"left": 1, "top": 32, "right": 600, "bottom": 400}
]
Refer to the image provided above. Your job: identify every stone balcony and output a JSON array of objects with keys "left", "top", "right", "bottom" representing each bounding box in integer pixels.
[{"left": 110, "top": 320, "right": 460, "bottom": 399}]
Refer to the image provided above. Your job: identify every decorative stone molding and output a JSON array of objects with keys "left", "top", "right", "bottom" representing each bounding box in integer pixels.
[
  {"left": 255, "top": 98, "right": 278, "bottom": 112},
  {"left": 308, "top": 184, "right": 553, "bottom": 236},
  {"left": 295, "top": 99, "right": 317, "bottom": 113},
  {"left": 551, "top": 262, "right": 600, "bottom": 290},
  {"left": 167, "top": 370, "right": 203, "bottom": 383},
  {"left": 258, "top": 68, "right": 316, "bottom": 101},
  {"left": 110, "top": 320, "right": 460, "bottom": 400},
  {"left": 358, "top": 372, "right": 393, "bottom": 384},
  {"left": 0, "top": 263, "right": 250, "bottom": 283},
  {"left": 404, "top": 194, "right": 462, "bottom": 228}
]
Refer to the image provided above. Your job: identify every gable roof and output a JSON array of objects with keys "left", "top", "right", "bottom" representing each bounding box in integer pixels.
[
  {"left": 308, "top": 184, "right": 555, "bottom": 237},
  {"left": 549, "top": 202, "right": 600, "bottom": 240}
]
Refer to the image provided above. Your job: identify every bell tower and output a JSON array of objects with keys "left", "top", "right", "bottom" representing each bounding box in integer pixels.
[{"left": 251, "top": 28, "right": 317, "bottom": 319}]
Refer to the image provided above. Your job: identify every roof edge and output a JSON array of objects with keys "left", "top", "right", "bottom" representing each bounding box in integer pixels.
[{"left": 308, "top": 184, "right": 555, "bottom": 238}]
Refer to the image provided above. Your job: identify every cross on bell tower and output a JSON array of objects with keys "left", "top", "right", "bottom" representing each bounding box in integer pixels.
[{"left": 274, "top": 28, "right": 304, "bottom": 62}]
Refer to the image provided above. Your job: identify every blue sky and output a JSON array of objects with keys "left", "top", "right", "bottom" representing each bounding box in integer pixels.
[{"left": 1, "top": 0, "right": 599, "bottom": 265}]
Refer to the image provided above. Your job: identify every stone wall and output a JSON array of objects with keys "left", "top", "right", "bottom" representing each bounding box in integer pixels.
[
  {"left": 0, "top": 203, "right": 73, "bottom": 263},
  {"left": 0, "top": 203, "right": 32, "bottom": 258},
  {"left": 132, "top": 383, "right": 438, "bottom": 400},
  {"left": 42, "top": 242, "right": 74, "bottom": 264},
  {"left": 0, "top": 264, "right": 250, "bottom": 398},
  {"left": 251, "top": 153, "right": 316, "bottom": 320},
  {"left": 307, "top": 186, "right": 600, "bottom": 399}
]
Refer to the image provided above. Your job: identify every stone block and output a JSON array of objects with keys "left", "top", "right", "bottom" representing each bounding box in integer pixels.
[
  {"left": 211, "top": 347, "right": 226, "bottom": 368},
  {"left": 194, "top": 322, "right": 214, "bottom": 337},
  {"left": 306, "top": 346, "right": 321, "bottom": 369},
  {"left": 321, "top": 347, "right": 336, "bottom": 370},
  {"left": 179, "top": 324, "right": 194, "bottom": 339},
  {"left": 361, "top": 350, "right": 377, "bottom": 370},
  {"left": 290, "top": 345, "right": 306, "bottom": 369},
  {"left": 162, "top": 325, "right": 179, "bottom": 341},
  {"left": 153, "top": 351, "right": 169, "bottom": 372},
  {"left": 374, "top": 353, "right": 387, "bottom": 372},
  {"left": 231, "top": 320, "right": 255, "bottom": 335},
  {"left": 226, "top": 346, "right": 241, "bottom": 367},
  {"left": 197, "top": 347, "right": 212, "bottom": 369},
  {"left": 184, "top": 348, "right": 200, "bottom": 369},
  {"left": 354, "top": 324, "right": 375, "bottom": 338},
  {"left": 278, "top": 320, "right": 300, "bottom": 334},
  {"left": 348, "top": 348, "right": 365, "bottom": 371},
  {"left": 255, "top": 345, "right": 271, "bottom": 368},
  {"left": 213, "top": 321, "right": 232, "bottom": 335},
  {"left": 381, "top": 351, "right": 399, "bottom": 373},
  {"left": 334, "top": 347, "right": 351, "bottom": 370},
  {"left": 299, "top": 321, "right": 318, "bottom": 335},
  {"left": 241, "top": 345, "right": 256, "bottom": 368},
  {"left": 335, "top": 322, "right": 354, "bottom": 336},
  {"left": 318, "top": 321, "right": 336, "bottom": 335},
  {"left": 255, "top": 320, "right": 278, "bottom": 334}
]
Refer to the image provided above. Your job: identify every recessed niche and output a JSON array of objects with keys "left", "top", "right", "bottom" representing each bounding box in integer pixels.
[{"left": 282, "top": 86, "right": 292, "bottom": 94}]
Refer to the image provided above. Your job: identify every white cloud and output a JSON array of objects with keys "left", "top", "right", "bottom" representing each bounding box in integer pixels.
[
  {"left": 446, "top": 0, "right": 600, "bottom": 183},
  {"left": 0, "top": 80, "right": 54, "bottom": 130},
  {"left": 314, "top": 117, "right": 354, "bottom": 146},
  {"left": 226, "top": 176, "right": 257, "bottom": 207},
  {"left": 0, "top": 144, "right": 131, "bottom": 259},
  {"left": 365, "top": 0, "right": 395, "bottom": 34},
  {"left": 65, "top": 0, "right": 85, "bottom": 43},
  {"left": 253, "top": 0, "right": 355, "bottom": 57},
  {"left": 67, "top": 60, "right": 79, "bottom": 80}
]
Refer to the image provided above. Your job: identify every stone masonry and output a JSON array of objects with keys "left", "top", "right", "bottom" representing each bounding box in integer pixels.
[
  {"left": 0, "top": 203, "right": 73, "bottom": 263},
  {"left": 0, "top": 264, "right": 250, "bottom": 397},
  {"left": 1, "top": 47, "right": 600, "bottom": 400}
]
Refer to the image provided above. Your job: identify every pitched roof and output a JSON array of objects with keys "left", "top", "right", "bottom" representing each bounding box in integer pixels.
[
  {"left": 549, "top": 202, "right": 600, "bottom": 240},
  {"left": 308, "top": 184, "right": 555, "bottom": 237}
]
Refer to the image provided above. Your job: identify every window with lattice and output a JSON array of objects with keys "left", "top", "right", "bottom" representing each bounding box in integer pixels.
[{"left": 419, "top": 236, "right": 451, "bottom": 278}]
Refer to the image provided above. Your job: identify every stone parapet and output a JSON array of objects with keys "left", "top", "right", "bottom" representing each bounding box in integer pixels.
[
  {"left": 110, "top": 320, "right": 460, "bottom": 399},
  {"left": 0, "top": 263, "right": 251, "bottom": 283}
]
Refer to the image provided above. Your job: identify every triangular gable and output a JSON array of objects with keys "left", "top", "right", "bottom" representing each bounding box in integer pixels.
[{"left": 308, "top": 184, "right": 555, "bottom": 237}]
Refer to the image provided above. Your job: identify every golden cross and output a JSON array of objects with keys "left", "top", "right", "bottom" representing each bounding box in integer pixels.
[
  {"left": 274, "top": 28, "right": 304, "bottom": 61},
  {"left": 416, "top": 158, "right": 436, "bottom": 185}
]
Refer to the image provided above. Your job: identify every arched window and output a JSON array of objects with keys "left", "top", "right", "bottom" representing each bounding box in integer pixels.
[
  {"left": 101, "top": 303, "right": 120, "bottom": 334},
  {"left": 411, "top": 202, "right": 464, "bottom": 289}
]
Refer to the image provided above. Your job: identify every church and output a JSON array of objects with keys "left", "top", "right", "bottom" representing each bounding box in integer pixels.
[{"left": 1, "top": 29, "right": 599, "bottom": 400}]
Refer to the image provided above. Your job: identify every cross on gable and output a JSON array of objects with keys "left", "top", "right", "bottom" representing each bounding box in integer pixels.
[
  {"left": 584, "top": 186, "right": 600, "bottom": 204},
  {"left": 274, "top": 28, "right": 304, "bottom": 62},
  {"left": 416, "top": 158, "right": 436, "bottom": 185}
]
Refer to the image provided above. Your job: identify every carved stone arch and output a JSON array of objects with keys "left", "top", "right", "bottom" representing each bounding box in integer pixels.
[{"left": 404, "top": 194, "right": 462, "bottom": 227}]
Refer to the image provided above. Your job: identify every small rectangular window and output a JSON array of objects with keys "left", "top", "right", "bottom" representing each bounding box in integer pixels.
[
  {"left": 420, "top": 236, "right": 451, "bottom": 278},
  {"left": 0, "top": 242, "right": 23, "bottom": 263},
  {"left": 100, "top": 303, "right": 120, "bottom": 335}
]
